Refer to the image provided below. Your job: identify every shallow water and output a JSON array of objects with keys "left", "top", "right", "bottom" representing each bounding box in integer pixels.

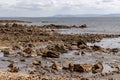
[
  {"left": 0, "top": 52, "right": 4, "bottom": 57},
  {"left": 88, "top": 37, "right": 120, "bottom": 48}
]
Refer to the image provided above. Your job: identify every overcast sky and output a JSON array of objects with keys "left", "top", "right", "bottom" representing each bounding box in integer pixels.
[{"left": 0, "top": 0, "right": 120, "bottom": 17}]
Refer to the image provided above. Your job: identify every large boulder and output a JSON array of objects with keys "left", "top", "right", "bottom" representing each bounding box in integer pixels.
[{"left": 42, "top": 50, "right": 60, "bottom": 58}]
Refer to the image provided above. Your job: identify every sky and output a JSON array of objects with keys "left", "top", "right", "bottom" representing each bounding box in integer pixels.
[{"left": 0, "top": 0, "right": 120, "bottom": 17}]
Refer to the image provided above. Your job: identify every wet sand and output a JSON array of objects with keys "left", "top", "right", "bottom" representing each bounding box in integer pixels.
[{"left": 0, "top": 22, "right": 120, "bottom": 80}]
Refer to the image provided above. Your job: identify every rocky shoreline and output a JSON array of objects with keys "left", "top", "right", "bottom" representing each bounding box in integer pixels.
[{"left": 0, "top": 22, "right": 120, "bottom": 80}]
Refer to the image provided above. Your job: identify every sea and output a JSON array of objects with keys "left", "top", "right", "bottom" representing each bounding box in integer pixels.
[{"left": 0, "top": 17, "right": 120, "bottom": 34}]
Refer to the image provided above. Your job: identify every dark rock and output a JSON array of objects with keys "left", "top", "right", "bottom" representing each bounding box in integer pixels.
[
  {"left": 8, "top": 63, "right": 14, "bottom": 68},
  {"left": 111, "top": 48, "right": 119, "bottom": 53},
  {"left": 77, "top": 40, "right": 87, "bottom": 49},
  {"left": 23, "top": 47, "right": 33, "bottom": 54},
  {"left": 92, "top": 62, "right": 103, "bottom": 73},
  {"left": 91, "top": 45, "right": 101, "bottom": 51},
  {"left": 33, "top": 60, "right": 41, "bottom": 65},
  {"left": 52, "top": 62, "right": 61, "bottom": 71},
  {"left": 81, "top": 51, "right": 85, "bottom": 56},
  {"left": 9, "top": 67, "right": 20, "bottom": 73},
  {"left": 79, "top": 24, "right": 87, "bottom": 28},
  {"left": 20, "top": 59, "right": 26, "bottom": 62}
]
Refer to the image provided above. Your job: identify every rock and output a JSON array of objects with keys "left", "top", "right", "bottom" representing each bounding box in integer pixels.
[
  {"left": 9, "top": 67, "right": 20, "bottom": 73},
  {"left": 29, "top": 71, "right": 35, "bottom": 74},
  {"left": 20, "top": 48, "right": 37, "bottom": 57},
  {"left": 52, "top": 62, "right": 61, "bottom": 71},
  {"left": 1, "top": 48, "right": 15, "bottom": 56},
  {"left": 79, "top": 24, "right": 87, "bottom": 28},
  {"left": 81, "top": 51, "right": 85, "bottom": 56},
  {"left": 77, "top": 40, "right": 87, "bottom": 49},
  {"left": 69, "top": 45, "right": 79, "bottom": 50},
  {"left": 62, "top": 60, "right": 69, "bottom": 70},
  {"left": 79, "top": 44, "right": 87, "bottom": 49},
  {"left": 42, "top": 50, "right": 60, "bottom": 58},
  {"left": 8, "top": 63, "right": 14, "bottom": 68},
  {"left": 12, "top": 45, "right": 22, "bottom": 50},
  {"left": 77, "top": 39, "right": 86, "bottom": 46},
  {"left": 92, "top": 62, "right": 103, "bottom": 73},
  {"left": 18, "top": 51, "right": 37, "bottom": 57},
  {"left": 30, "top": 53, "right": 37, "bottom": 57},
  {"left": 111, "top": 48, "right": 119, "bottom": 53},
  {"left": 69, "top": 62, "right": 74, "bottom": 72},
  {"left": 27, "top": 43, "right": 35, "bottom": 48},
  {"left": 47, "top": 43, "right": 68, "bottom": 53},
  {"left": 74, "top": 64, "right": 92, "bottom": 73},
  {"left": 23, "top": 47, "right": 33, "bottom": 54},
  {"left": 91, "top": 45, "right": 101, "bottom": 51},
  {"left": 74, "top": 52, "right": 80, "bottom": 55},
  {"left": 20, "top": 59, "right": 26, "bottom": 62},
  {"left": 68, "top": 63, "right": 92, "bottom": 73},
  {"left": 12, "top": 23, "right": 18, "bottom": 27},
  {"left": 33, "top": 60, "right": 41, "bottom": 65}
]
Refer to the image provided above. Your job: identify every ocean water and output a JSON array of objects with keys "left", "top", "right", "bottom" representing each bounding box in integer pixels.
[{"left": 0, "top": 17, "right": 120, "bottom": 34}]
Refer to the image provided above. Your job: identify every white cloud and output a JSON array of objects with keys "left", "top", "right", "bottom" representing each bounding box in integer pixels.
[{"left": 0, "top": 0, "right": 120, "bottom": 17}]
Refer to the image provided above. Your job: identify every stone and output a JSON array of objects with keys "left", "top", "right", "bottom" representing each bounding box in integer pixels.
[
  {"left": 33, "top": 60, "right": 41, "bottom": 65},
  {"left": 68, "top": 63, "right": 92, "bottom": 73},
  {"left": 77, "top": 39, "right": 86, "bottom": 46},
  {"left": 91, "top": 45, "right": 101, "bottom": 51},
  {"left": 42, "top": 50, "right": 60, "bottom": 58},
  {"left": 47, "top": 43, "right": 68, "bottom": 53},
  {"left": 92, "top": 62, "right": 103, "bottom": 73},
  {"left": 20, "top": 59, "right": 26, "bottom": 62},
  {"left": 1, "top": 48, "right": 15, "bottom": 56},
  {"left": 77, "top": 40, "right": 87, "bottom": 49},
  {"left": 81, "top": 51, "right": 85, "bottom": 56},
  {"left": 8, "top": 63, "right": 14, "bottom": 68},
  {"left": 19, "top": 48, "right": 37, "bottom": 57},
  {"left": 52, "top": 62, "right": 61, "bottom": 71},
  {"left": 23, "top": 47, "right": 33, "bottom": 54},
  {"left": 111, "top": 48, "right": 119, "bottom": 53},
  {"left": 70, "top": 45, "right": 79, "bottom": 50},
  {"left": 79, "top": 24, "right": 87, "bottom": 28},
  {"left": 69, "top": 62, "right": 74, "bottom": 72},
  {"left": 9, "top": 67, "right": 20, "bottom": 73},
  {"left": 74, "top": 64, "right": 92, "bottom": 73},
  {"left": 12, "top": 45, "right": 22, "bottom": 50}
]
